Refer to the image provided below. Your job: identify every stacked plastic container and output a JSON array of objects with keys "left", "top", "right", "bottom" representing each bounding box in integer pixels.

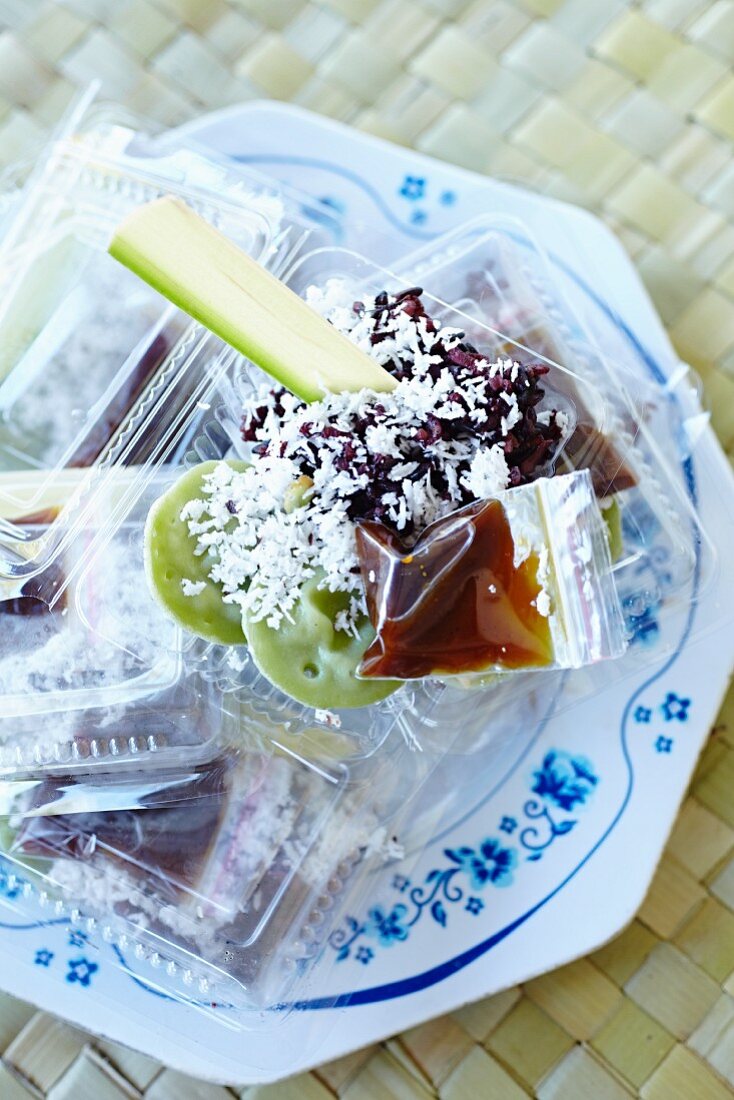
[{"left": 0, "top": 95, "right": 717, "bottom": 1052}]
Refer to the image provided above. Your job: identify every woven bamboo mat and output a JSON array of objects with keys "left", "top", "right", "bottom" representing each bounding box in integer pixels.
[{"left": 0, "top": 0, "right": 732, "bottom": 1096}]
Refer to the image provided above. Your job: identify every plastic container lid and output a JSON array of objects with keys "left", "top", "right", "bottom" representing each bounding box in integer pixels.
[{"left": 0, "top": 173, "right": 719, "bottom": 1042}]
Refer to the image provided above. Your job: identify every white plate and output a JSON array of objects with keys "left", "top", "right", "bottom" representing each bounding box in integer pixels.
[{"left": 0, "top": 103, "right": 732, "bottom": 1085}]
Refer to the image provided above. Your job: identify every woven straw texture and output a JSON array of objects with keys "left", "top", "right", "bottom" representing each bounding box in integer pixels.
[{"left": 0, "top": 0, "right": 732, "bottom": 1096}]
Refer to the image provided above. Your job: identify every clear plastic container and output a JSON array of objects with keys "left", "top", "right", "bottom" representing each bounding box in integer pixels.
[
  {"left": 0, "top": 200, "right": 715, "bottom": 1031},
  {"left": 0, "top": 93, "right": 342, "bottom": 277},
  {"left": 389, "top": 218, "right": 714, "bottom": 641},
  {"left": 0, "top": 741, "right": 408, "bottom": 1013},
  {"left": 185, "top": 380, "right": 599, "bottom": 736},
  {"left": 0, "top": 112, "right": 344, "bottom": 574},
  {"left": 0, "top": 657, "right": 562, "bottom": 1023},
  {"left": 0, "top": 467, "right": 225, "bottom": 778}
]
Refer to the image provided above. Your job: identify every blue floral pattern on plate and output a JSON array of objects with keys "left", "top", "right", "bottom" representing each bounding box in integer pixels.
[
  {"left": 67, "top": 958, "right": 98, "bottom": 988},
  {"left": 662, "top": 692, "right": 690, "bottom": 722},
  {"left": 329, "top": 749, "right": 599, "bottom": 964},
  {"left": 530, "top": 751, "right": 598, "bottom": 812},
  {"left": 398, "top": 174, "right": 425, "bottom": 201}
]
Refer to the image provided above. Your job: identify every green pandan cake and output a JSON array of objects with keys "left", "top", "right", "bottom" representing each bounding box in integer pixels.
[{"left": 144, "top": 460, "right": 249, "bottom": 647}]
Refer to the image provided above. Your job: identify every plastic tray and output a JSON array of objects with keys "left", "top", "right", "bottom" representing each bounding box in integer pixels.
[{"left": 0, "top": 208, "right": 715, "bottom": 1029}]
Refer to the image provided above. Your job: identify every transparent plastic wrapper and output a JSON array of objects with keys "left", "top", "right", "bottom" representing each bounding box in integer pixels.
[{"left": 356, "top": 471, "right": 625, "bottom": 683}]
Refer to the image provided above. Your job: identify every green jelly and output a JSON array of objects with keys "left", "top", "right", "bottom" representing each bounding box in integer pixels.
[
  {"left": 145, "top": 460, "right": 249, "bottom": 646},
  {"left": 245, "top": 573, "right": 399, "bottom": 710}
]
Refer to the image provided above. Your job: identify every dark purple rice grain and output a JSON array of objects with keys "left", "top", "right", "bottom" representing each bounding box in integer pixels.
[{"left": 239, "top": 290, "right": 565, "bottom": 540}]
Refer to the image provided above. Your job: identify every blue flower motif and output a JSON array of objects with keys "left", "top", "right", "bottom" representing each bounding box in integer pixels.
[
  {"left": 68, "top": 930, "right": 88, "bottom": 948},
  {"left": 364, "top": 903, "right": 410, "bottom": 946},
  {"left": 66, "top": 957, "right": 98, "bottom": 988},
  {"left": 531, "top": 751, "right": 598, "bottom": 812},
  {"left": 399, "top": 174, "right": 426, "bottom": 200},
  {"left": 634, "top": 706, "right": 652, "bottom": 723},
  {"left": 499, "top": 816, "right": 517, "bottom": 835},
  {"left": 465, "top": 897, "right": 484, "bottom": 915},
  {"left": 409, "top": 209, "right": 427, "bottom": 225},
  {"left": 655, "top": 736, "right": 673, "bottom": 754},
  {"left": 34, "top": 949, "right": 53, "bottom": 967},
  {"left": 355, "top": 945, "right": 373, "bottom": 965},
  {"left": 392, "top": 873, "right": 410, "bottom": 893},
  {"left": 439, "top": 189, "right": 457, "bottom": 206},
  {"left": 662, "top": 692, "right": 690, "bottom": 722},
  {"left": 445, "top": 838, "right": 517, "bottom": 889}
]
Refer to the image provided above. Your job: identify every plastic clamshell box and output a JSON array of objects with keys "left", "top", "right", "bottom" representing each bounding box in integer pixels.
[
  {"left": 0, "top": 116, "right": 344, "bottom": 573},
  {"left": 0, "top": 662, "right": 567, "bottom": 1024},
  {"left": 186, "top": 239, "right": 696, "bottom": 739},
  {"left": 0, "top": 738, "right": 406, "bottom": 1015},
  {"left": 0, "top": 213, "right": 716, "bottom": 1039},
  {"left": 0, "top": 463, "right": 226, "bottom": 778},
  {"left": 0, "top": 107, "right": 353, "bottom": 778},
  {"left": 0, "top": 170, "right": 264, "bottom": 562},
  {"left": 0, "top": 220, "right": 711, "bottom": 778},
  {"left": 183, "top": 258, "right": 625, "bottom": 734},
  {"left": 390, "top": 217, "right": 715, "bottom": 643}
]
